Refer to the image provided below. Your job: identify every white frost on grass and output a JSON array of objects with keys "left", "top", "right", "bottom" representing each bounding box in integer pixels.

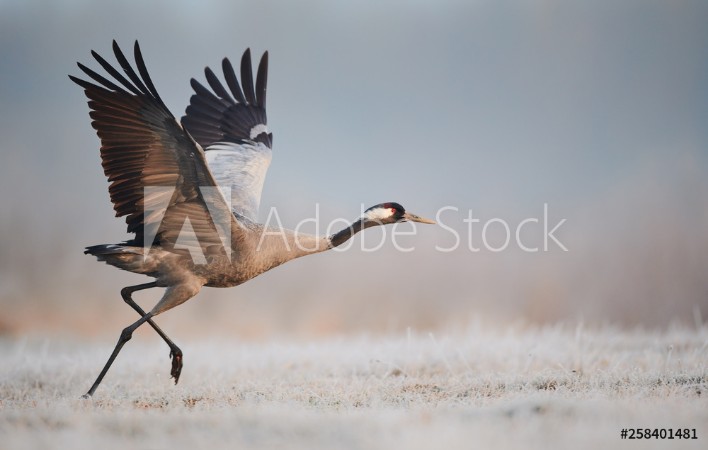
[{"left": 1, "top": 323, "right": 707, "bottom": 450}]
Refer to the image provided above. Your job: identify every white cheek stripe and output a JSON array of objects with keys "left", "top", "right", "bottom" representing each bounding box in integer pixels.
[
  {"left": 250, "top": 124, "right": 268, "bottom": 139},
  {"left": 364, "top": 207, "right": 394, "bottom": 221}
]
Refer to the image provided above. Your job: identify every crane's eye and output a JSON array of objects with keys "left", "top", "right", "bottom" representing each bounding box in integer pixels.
[{"left": 390, "top": 208, "right": 397, "bottom": 215}]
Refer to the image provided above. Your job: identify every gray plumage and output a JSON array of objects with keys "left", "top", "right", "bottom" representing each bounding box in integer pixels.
[
  {"left": 71, "top": 41, "right": 435, "bottom": 397},
  {"left": 204, "top": 141, "right": 272, "bottom": 221}
]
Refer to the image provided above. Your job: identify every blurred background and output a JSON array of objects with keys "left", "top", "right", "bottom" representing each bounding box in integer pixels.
[{"left": 1, "top": 0, "right": 706, "bottom": 338}]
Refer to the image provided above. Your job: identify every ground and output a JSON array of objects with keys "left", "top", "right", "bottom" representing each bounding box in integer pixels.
[{"left": 1, "top": 322, "right": 706, "bottom": 450}]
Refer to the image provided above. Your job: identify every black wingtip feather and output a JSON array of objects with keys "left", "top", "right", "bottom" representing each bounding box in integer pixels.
[
  {"left": 76, "top": 61, "right": 126, "bottom": 93},
  {"left": 182, "top": 47, "right": 271, "bottom": 149},
  {"left": 205, "top": 66, "right": 234, "bottom": 103},
  {"left": 133, "top": 40, "right": 168, "bottom": 109},
  {"left": 69, "top": 74, "right": 94, "bottom": 90},
  {"left": 222, "top": 57, "right": 247, "bottom": 104},
  {"left": 112, "top": 40, "right": 150, "bottom": 96},
  {"left": 190, "top": 78, "right": 221, "bottom": 104},
  {"left": 240, "top": 49, "right": 256, "bottom": 105},
  {"left": 256, "top": 51, "right": 268, "bottom": 107},
  {"left": 89, "top": 49, "right": 141, "bottom": 95}
]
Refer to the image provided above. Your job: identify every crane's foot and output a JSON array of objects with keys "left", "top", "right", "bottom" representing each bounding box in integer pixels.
[{"left": 169, "top": 347, "right": 183, "bottom": 384}]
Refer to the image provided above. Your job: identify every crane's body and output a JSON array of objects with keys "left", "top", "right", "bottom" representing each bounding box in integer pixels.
[
  {"left": 86, "top": 226, "right": 326, "bottom": 309},
  {"left": 71, "top": 41, "right": 434, "bottom": 397}
]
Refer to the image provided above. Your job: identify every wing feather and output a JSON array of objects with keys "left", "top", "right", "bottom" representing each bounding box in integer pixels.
[
  {"left": 111, "top": 41, "right": 152, "bottom": 97},
  {"left": 205, "top": 142, "right": 272, "bottom": 221},
  {"left": 76, "top": 62, "right": 128, "bottom": 94},
  {"left": 222, "top": 58, "right": 247, "bottom": 104},
  {"left": 133, "top": 41, "right": 167, "bottom": 105},
  {"left": 240, "top": 49, "right": 256, "bottom": 105},
  {"left": 255, "top": 51, "right": 268, "bottom": 108},
  {"left": 88, "top": 49, "right": 140, "bottom": 95},
  {"left": 181, "top": 48, "right": 272, "bottom": 221},
  {"left": 205, "top": 66, "right": 235, "bottom": 103},
  {"left": 72, "top": 41, "right": 242, "bottom": 259}
]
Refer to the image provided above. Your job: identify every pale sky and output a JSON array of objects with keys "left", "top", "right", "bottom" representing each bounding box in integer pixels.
[{"left": 1, "top": 0, "right": 706, "bottom": 333}]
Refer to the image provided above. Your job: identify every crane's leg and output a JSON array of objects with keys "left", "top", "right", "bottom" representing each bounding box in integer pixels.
[
  {"left": 82, "top": 312, "right": 153, "bottom": 398},
  {"left": 121, "top": 283, "right": 183, "bottom": 383}
]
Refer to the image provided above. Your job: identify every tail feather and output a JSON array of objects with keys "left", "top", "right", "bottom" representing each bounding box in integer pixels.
[
  {"left": 85, "top": 244, "right": 154, "bottom": 274},
  {"left": 84, "top": 244, "right": 137, "bottom": 255}
]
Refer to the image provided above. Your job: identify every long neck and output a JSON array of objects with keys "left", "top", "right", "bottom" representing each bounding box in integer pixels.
[
  {"left": 252, "top": 218, "right": 381, "bottom": 270},
  {"left": 328, "top": 218, "right": 380, "bottom": 248}
]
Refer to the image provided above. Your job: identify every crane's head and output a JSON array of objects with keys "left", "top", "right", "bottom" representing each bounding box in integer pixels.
[
  {"left": 329, "top": 202, "right": 436, "bottom": 248},
  {"left": 362, "top": 202, "right": 436, "bottom": 225}
]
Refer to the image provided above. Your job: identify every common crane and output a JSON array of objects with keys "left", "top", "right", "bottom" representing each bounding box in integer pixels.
[{"left": 71, "top": 41, "right": 435, "bottom": 397}]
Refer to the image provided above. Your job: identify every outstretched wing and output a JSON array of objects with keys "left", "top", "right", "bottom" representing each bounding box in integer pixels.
[
  {"left": 181, "top": 49, "right": 272, "bottom": 222},
  {"left": 71, "top": 41, "right": 241, "bottom": 260}
]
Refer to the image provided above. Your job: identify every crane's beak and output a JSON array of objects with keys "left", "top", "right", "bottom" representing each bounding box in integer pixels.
[{"left": 403, "top": 212, "right": 436, "bottom": 224}]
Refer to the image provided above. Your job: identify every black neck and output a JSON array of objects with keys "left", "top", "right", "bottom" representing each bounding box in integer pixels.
[{"left": 329, "top": 218, "right": 380, "bottom": 248}]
